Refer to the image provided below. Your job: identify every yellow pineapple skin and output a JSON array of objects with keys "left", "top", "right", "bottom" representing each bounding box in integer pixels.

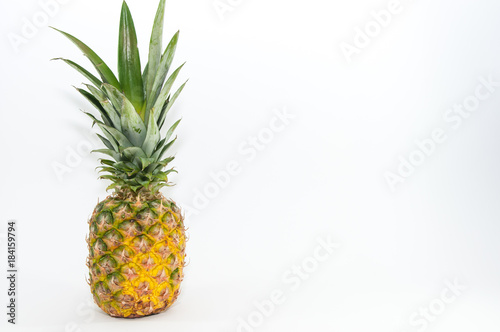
[{"left": 87, "top": 191, "right": 186, "bottom": 318}]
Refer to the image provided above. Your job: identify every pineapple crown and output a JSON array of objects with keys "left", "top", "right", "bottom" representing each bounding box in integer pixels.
[{"left": 53, "top": 0, "right": 186, "bottom": 194}]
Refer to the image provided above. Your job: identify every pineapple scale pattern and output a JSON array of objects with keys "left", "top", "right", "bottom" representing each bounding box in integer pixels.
[{"left": 87, "top": 195, "right": 186, "bottom": 317}]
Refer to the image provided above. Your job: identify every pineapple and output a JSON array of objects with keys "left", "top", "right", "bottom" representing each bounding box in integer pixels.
[{"left": 53, "top": 0, "right": 187, "bottom": 318}]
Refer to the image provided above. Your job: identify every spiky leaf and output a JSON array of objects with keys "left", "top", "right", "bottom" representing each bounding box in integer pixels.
[
  {"left": 97, "top": 123, "right": 133, "bottom": 149},
  {"left": 165, "top": 119, "right": 181, "bottom": 142},
  {"left": 122, "top": 147, "right": 147, "bottom": 160},
  {"left": 84, "top": 84, "right": 122, "bottom": 130},
  {"left": 52, "top": 58, "right": 103, "bottom": 88},
  {"left": 152, "top": 63, "right": 184, "bottom": 122},
  {"left": 118, "top": 2, "right": 144, "bottom": 113},
  {"left": 102, "top": 84, "right": 146, "bottom": 146},
  {"left": 152, "top": 137, "right": 176, "bottom": 161},
  {"left": 147, "top": 31, "right": 179, "bottom": 110},
  {"left": 120, "top": 99, "right": 146, "bottom": 146},
  {"left": 158, "top": 80, "right": 187, "bottom": 129},
  {"left": 77, "top": 88, "right": 112, "bottom": 127},
  {"left": 96, "top": 134, "right": 116, "bottom": 151},
  {"left": 145, "top": 0, "right": 166, "bottom": 99},
  {"left": 142, "top": 109, "right": 160, "bottom": 157},
  {"left": 93, "top": 149, "right": 121, "bottom": 160},
  {"left": 51, "top": 27, "right": 120, "bottom": 89}
]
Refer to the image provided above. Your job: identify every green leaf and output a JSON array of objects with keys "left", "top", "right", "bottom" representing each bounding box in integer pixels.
[
  {"left": 97, "top": 123, "right": 133, "bottom": 149},
  {"left": 160, "top": 157, "right": 175, "bottom": 165},
  {"left": 142, "top": 108, "right": 160, "bottom": 157},
  {"left": 158, "top": 81, "right": 186, "bottom": 129},
  {"left": 103, "top": 84, "right": 146, "bottom": 146},
  {"left": 156, "top": 168, "right": 177, "bottom": 182},
  {"left": 146, "top": 156, "right": 175, "bottom": 173},
  {"left": 122, "top": 147, "right": 147, "bottom": 160},
  {"left": 83, "top": 83, "right": 106, "bottom": 99},
  {"left": 140, "top": 157, "right": 155, "bottom": 169},
  {"left": 92, "top": 149, "right": 121, "bottom": 160},
  {"left": 77, "top": 88, "right": 112, "bottom": 127},
  {"left": 145, "top": 0, "right": 166, "bottom": 99},
  {"left": 152, "top": 182, "right": 168, "bottom": 192},
  {"left": 152, "top": 63, "right": 184, "bottom": 123},
  {"left": 118, "top": 1, "right": 144, "bottom": 113},
  {"left": 128, "top": 184, "right": 141, "bottom": 192},
  {"left": 121, "top": 98, "right": 146, "bottom": 146},
  {"left": 153, "top": 137, "right": 167, "bottom": 154},
  {"left": 142, "top": 62, "right": 149, "bottom": 83},
  {"left": 159, "top": 157, "right": 176, "bottom": 167},
  {"left": 97, "top": 166, "right": 117, "bottom": 174},
  {"left": 147, "top": 31, "right": 179, "bottom": 111},
  {"left": 97, "top": 129, "right": 120, "bottom": 152},
  {"left": 51, "top": 27, "right": 121, "bottom": 89},
  {"left": 84, "top": 84, "right": 122, "bottom": 130},
  {"left": 131, "top": 157, "right": 143, "bottom": 170},
  {"left": 97, "top": 126, "right": 119, "bottom": 151},
  {"left": 100, "top": 174, "right": 118, "bottom": 181},
  {"left": 152, "top": 137, "right": 176, "bottom": 160},
  {"left": 106, "top": 183, "right": 119, "bottom": 191},
  {"left": 102, "top": 83, "right": 124, "bottom": 113},
  {"left": 115, "top": 161, "right": 140, "bottom": 172},
  {"left": 145, "top": 160, "right": 167, "bottom": 173},
  {"left": 99, "top": 159, "right": 116, "bottom": 167},
  {"left": 136, "top": 177, "right": 151, "bottom": 187},
  {"left": 52, "top": 58, "right": 102, "bottom": 88},
  {"left": 165, "top": 119, "right": 181, "bottom": 142},
  {"left": 96, "top": 133, "right": 116, "bottom": 151},
  {"left": 83, "top": 111, "right": 104, "bottom": 127}
]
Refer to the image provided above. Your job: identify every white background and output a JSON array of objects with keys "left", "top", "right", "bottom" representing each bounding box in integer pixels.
[{"left": 1, "top": 0, "right": 500, "bottom": 331}]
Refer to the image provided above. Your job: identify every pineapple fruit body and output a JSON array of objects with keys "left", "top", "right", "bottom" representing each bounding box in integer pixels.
[
  {"left": 87, "top": 191, "right": 186, "bottom": 318},
  {"left": 55, "top": 0, "right": 189, "bottom": 318}
]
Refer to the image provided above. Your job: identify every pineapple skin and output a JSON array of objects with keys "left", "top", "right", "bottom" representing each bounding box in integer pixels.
[{"left": 87, "top": 192, "right": 186, "bottom": 318}]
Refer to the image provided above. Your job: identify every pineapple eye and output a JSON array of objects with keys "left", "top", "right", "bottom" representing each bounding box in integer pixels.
[
  {"left": 94, "top": 281, "right": 112, "bottom": 303},
  {"left": 96, "top": 211, "right": 115, "bottom": 230},
  {"left": 102, "top": 229, "right": 124, "bottom": 250},
  {"left": 118, "top": 220, "right": 142, "bottom": 236},
  {"left": 113, "top": 203, "right": 133, "bottom": 219},
  {"left": 132, "top": 235, "right": 154, "bottom": 253},
  {"left": 170, "top": 268, "right": 182, "bottom": 286},
  {"left": 99, "top": 255, "right": 118, "bottom": 274},
  {"left": 166, "top": 253, "right": 177, "bottom": 267},
  {"left": 89, "top": 222, "right": 99, "bottom": 235},
  {"left": 112, "top": 245, "right": 134, "bottom": 263},
  {"left": 147, "top": 223, "right": 167, "bottom": 240},
  {"left": 92, "top": 239, "right": 108, "bottom": 256}
]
